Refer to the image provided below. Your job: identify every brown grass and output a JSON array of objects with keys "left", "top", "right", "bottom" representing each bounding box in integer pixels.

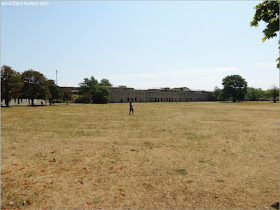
[{"left": 1, "top": 102, "right": 279, "bottom": 209}]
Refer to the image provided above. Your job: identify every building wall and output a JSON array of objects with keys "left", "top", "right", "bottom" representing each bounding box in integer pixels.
[
  {"left": 1, "top": 87, "right": 212, "bottom": 106},
  {"left": 109, "top": 87, "right": 212, "bottom": 103}
]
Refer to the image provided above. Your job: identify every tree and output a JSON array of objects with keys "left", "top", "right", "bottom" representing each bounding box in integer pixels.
[
  {"left": 78, "top": 76, "right": 98, "bottom": 103},
  {"left": 251, "top": 1, "right": 279, "bottom": 67},
  {"left": 251, "top": 1, "right": 279, "bottom": 42},
  {"left": 1, "top": 65, "right": 22, "bottom": 107},
  {"left": 75, "top": 93, "right": 92, "bottom": 104},
  {"left": 21, "top": 70, "right": 49, "bottom": 106},
  {"left": 47, "top": 80, "right": 62, "bottom": 105},
  {"left": 62, "top": 87, "right": 72, "bottom": 105},
  {"left": 213, "top": 86, "right": 226, "bottom": 101},
  {"left": 245, "top": 87, "right": 267, "bottom": 101},
  {"left": 77, "top": 76, "right": 112, "bottom": 104},
  {"left": 100, "top": 78, "right": 112, "bottom": 87},
  {"left": 222, "top": 75, "right": 247, "bottom": 102},
  {"left": 79, "top": 76, "right": 98, "bottom": 95},
  {"left": 92, "top": 85, "right": 110, "bottom": 104},
  {"left": 173, "top": 87, "right": 191, "bottom": 91},
  {"left": 267, "top": 85, "right": 279, "bottom": 103}
]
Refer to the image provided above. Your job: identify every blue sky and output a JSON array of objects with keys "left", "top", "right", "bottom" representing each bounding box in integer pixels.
[{"left": 1, "top": 1, "right": 279, "bottom": 90}]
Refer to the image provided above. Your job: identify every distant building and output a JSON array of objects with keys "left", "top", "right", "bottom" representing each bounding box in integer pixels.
[
  {"left": 61, "top": 86, "right": 213, "bottom": 103},
  {"left": 59, "top": 86, "right": 80, "bottom": 94},
  {"left": 108, "top": 87, "right": 212, "bottom": 103},
  {"left": 1, "top": 86, "right": 213, "bottom": 106}
]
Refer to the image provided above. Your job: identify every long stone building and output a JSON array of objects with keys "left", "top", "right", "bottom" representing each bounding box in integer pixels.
[
  {"left": 1, "top": 86, "right": 213, "bottom": 106},
  {"left": 108, "top": 87, "right": 212, "bottom": 103}
]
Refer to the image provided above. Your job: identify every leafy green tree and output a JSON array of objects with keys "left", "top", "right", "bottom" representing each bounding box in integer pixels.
[
  {"left": 47, "top": 80, "right": 62, "bottom": 105},
  {"left": 75, "top": 93, "right": 92, "bottom": 104},
  {"left": 245, "top": 87, "right": 267, "bottom": 101},
  {"left": 173, "top": 87, "right": 191, "bottom": 91},
  {"left": 251, "top": 1, "right": 279, "bottom": 42},
  {"left": 100, "top": 78, "right": 112, "bottom": 87},
  {"left": 21, "top": 70, "right": 49, "bottom": 106},
  {"left": 213, "top": 86, "right": 226, "bottom": 101},
  {"left": 1, "top": 65, "right": 22, "bottom": 107},
  {"left": 256, "top": 88, "right": 267, "bottom": 101},
  {"left": 78, "top": 76, "right": 112, "bottom": 104},
  {"left": 267, "top": 85, "right": 279, "bottom": 103},
  {"left": 62, "top": 87, "right": 72, "bottom": 105},
  {"left": 79, "top": 76, "right": 98, "bottom": 95},
  {"left": 251, "top": 1, "right": 279, "bottom": 67},
  {"left": 92, "top": 85, "right": 110, "bottom": 104},
  {"left": 222, "top": 75, "right": 247, "bottom": 102}
]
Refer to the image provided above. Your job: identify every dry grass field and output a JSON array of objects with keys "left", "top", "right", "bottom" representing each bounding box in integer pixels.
[{"left": 1, "top": 102, "right": 279, "bottom": 209}]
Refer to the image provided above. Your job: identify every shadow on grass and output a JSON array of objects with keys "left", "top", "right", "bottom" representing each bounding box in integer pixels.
[
  {"left": 1, "top": 105, "right": 47, "bottom": 108},
  {"left": 27, "top": 105, "right": 47, "bottom": 107},
  {"left": 1, "top": 104, "right": 65, "bottom": 108},
  {"left": 271, "top": 202, "right": 279, "bottom": 209}
]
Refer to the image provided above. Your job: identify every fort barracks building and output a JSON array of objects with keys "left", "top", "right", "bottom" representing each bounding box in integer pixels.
[
  {"left": 108, "top": 87, "right": 212, "bottom": 103},
  {"left": 1, "top": 86, "right": 213, "bottom": 106}
]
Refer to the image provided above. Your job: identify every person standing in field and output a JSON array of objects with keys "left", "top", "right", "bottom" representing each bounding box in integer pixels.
[{"left": 129, "top": 101, "right": 134, "bottom": 115}]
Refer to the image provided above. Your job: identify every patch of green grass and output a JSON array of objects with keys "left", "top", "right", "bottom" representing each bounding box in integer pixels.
[
  {"left": 93, "top": 199, "right": 100, "bottom": 204},
  {"left": 26, "top": 170, "right": 37, "bottom": 177},
  {"left": 175, "top": 169, "right": 187, "bottom": 175},
  {"left": 130, "top": 149, "right": 138, "bottom": 152},
  {"left": 186, "top": 133, "right": 209, "bottom": 140},
  {"left": 143, "top": 141, "right": 160, "bottom": 150}
]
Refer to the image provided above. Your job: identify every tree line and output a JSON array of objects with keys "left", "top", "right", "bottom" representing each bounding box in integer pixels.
[
  {"left": 1, "top": 65, "right": 112, "bottom": 107},
  {"left": 213, "top": 75, "right": 279, "bottom": 103},
  {"left": 1, "top": 65, "right": 278, "bottom": 107}
]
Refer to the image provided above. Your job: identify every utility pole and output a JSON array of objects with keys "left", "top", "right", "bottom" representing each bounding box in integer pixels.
[{"left": 56, "top": 69, "right": 58, "bottom": 85}]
